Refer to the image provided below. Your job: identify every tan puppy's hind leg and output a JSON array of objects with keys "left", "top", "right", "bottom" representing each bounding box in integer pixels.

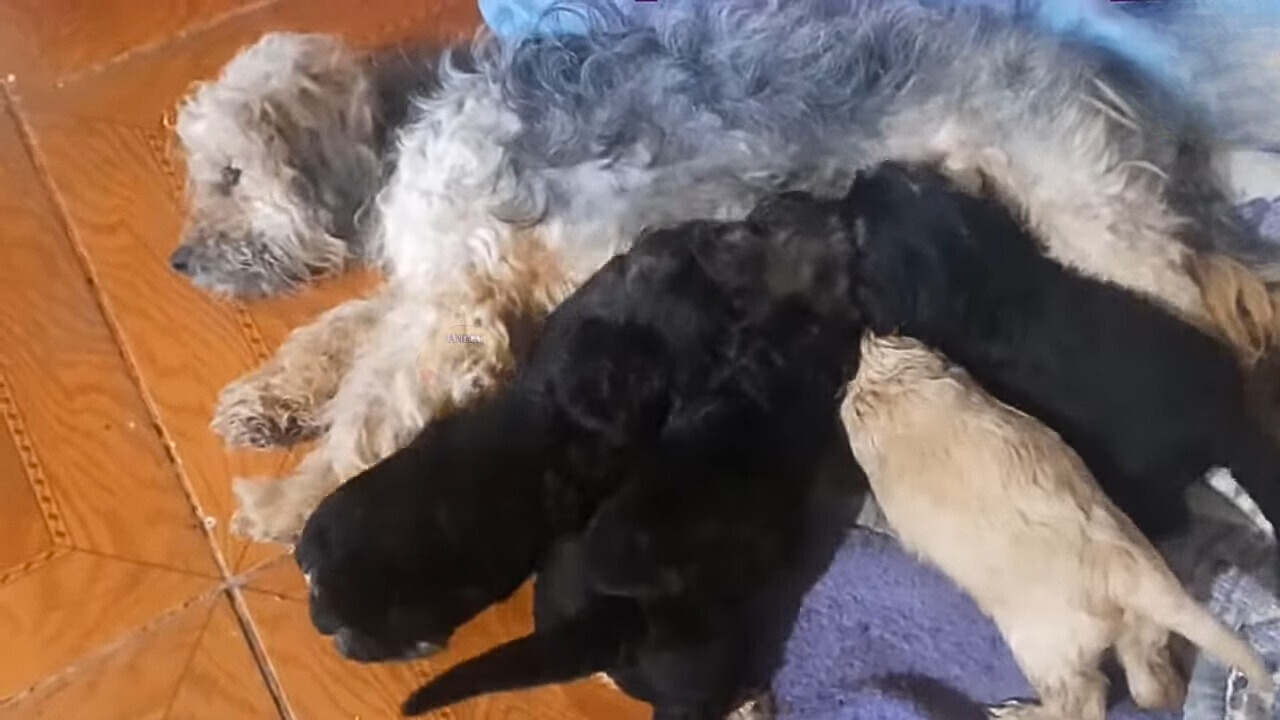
[{"left": 1115, "top": 617, "right": 1186, "bottom": 710}]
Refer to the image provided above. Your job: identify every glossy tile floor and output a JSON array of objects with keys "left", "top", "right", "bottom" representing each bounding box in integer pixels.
[{"left": 0, "top": 2, "right": 644, "bottom": 718}]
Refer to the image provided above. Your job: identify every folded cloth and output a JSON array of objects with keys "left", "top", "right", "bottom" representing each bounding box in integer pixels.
[
  {"left": 1236, "top": 197, "right": 1280, "bottom": 244},
  {"left": 477, "top": 0, "right": 586, "bottom": 40},
  {"left": 1171, "top": 475, "right": 1280, "bottom": 720}
]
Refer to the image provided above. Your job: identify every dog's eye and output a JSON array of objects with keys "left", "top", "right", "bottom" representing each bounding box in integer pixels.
[{"left": 220, "top": 165, "right": 242, "bottom": 189}]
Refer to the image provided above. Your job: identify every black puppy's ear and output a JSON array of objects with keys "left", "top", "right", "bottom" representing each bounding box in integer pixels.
[{"left": 582, "top": 487, "right": 685, "bottom": 600}]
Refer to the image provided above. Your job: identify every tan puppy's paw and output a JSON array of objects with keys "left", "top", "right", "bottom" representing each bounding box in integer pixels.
[
  {"left": 231, "top": 477, "right": 311, "bottom": 544},
  {"left": 1126, "top": 655, "right": 1186, "bottom": 710},
  {"left": 985, "top": 699, "right": 1056, "bottom": 720}
]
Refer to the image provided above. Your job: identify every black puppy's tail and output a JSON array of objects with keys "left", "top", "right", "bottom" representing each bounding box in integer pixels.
[{"left": 402, "top": 600, "right": 640, "bottom": 717}]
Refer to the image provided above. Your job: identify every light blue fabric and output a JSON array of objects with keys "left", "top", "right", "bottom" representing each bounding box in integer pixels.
[{"left": 478, "top": 0, "right": 588, "bottom": 40}]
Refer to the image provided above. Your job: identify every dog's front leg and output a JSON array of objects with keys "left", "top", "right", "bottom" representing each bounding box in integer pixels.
[
  {"left": 213, "top": 291, "right": 391, "bottom": 448},
  {"left": 229, "top": 240, "right": 580, "bottom": 543},
  {"left": 229, "top": 290, "right": 469, "bottom": 544}
]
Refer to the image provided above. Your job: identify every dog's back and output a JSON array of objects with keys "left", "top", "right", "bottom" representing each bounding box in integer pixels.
[{"left": 847, "top": 162, "right": 1280, "bottom": 539}]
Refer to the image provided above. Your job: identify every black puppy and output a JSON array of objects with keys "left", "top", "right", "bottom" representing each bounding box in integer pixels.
[
  {"left": 295, "top": 194, "right": 865, "bottom": 665},
  {"left": 400, "top": 318, "right": 862, "bottom": 718},
  {"left": 842, "top": 160, "right": 1280, "bottom": 539}
]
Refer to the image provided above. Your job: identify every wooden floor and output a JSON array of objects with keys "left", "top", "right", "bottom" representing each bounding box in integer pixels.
[{"left": 0, "top": 2, "right": 646, "bottom": 718}]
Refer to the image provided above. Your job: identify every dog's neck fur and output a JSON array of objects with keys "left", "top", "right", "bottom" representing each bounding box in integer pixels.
[{"left": 340, "top": 43, "right": 460, "bottom": 249}]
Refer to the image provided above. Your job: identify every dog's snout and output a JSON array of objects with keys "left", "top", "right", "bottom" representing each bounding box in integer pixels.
[
  {"left": 169, "top": 245, "right": 196, "bottom": 275},
  {"left": 332, "top": 628, "right": 444, "bottom": 663},
  {"left": 308, "top": 598, "right": 343, "bottom": 636},
  {"left": 333, "top": 628, "right": 362, "bottom": 659}
]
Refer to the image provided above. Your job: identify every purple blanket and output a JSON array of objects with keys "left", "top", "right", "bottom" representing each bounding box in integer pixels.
[
  {"left": 773, "top": 529, "right": 1177, "bottom": 720},
  {"left": 1239, "top": 197, "right": 1280, "bottom": 244}
]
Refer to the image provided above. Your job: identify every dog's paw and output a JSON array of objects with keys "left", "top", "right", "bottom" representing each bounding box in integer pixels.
[
  {"left": 726, "top": 691, "right": 776, "bottom": 720},
  {"left": 591, "top": 672, "right": 620, "bottom": 691},
  {"left": 212, "top": 377, "right": 323, "bottom": 449},
  {"left": 985, "top": 700, "right": 1045, "bottom": 720},
  {"left": 230, "top": 478, "right": 310, "bottom": 544},
  {"left": 1127, "top": 656, "right": 1186, "bottom": 710}
]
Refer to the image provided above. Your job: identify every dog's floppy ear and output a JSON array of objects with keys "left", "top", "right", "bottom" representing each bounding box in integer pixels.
[
  {"left": 583, "top": 482, "right": 686, "bottom": 600},
  {"left": 261, "top": 86, "right": 380, "bottom": 242}
]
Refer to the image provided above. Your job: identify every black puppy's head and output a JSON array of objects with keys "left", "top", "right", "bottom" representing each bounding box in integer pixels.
[
  {"left": 839, "top": 161, "right": 1004, "bottom": 334},
  {"left": 295, "top": 394, "right": 551, "bottom": 663},
  {"left": 742, "top": 190, "right": 862, "bottom": 324}
]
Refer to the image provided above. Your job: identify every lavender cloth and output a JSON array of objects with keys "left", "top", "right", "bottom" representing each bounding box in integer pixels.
[
  {"left": 1238, "top": 197, "right": 1280, "bottom": 245},
  {"left": 772, "top": 528, "right": 1178, "bottom": 720}
]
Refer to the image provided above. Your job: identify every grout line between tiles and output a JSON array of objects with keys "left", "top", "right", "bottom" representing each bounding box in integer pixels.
[
  {"left": 0, "top": 586, "right": 222, "bottom": 710},
  {"left": 158, "top": 594, "right": 219, "bottom": 719},
  {"left": 70, "top": 545, "right": 225, "bottom": 582},
  {"left": 226, "top": 584, "right": 296, "bottom": 720},
  {"left": 50, "top": 0, "right": 282, "bottom": 89},
  {"left": 0, "top": 81, "right": 299, "bottom": 715},
  {"left": 0, "top": 81, "right": 231, "bottom": 583}
]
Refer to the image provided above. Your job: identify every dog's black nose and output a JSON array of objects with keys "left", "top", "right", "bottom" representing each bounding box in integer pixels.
[
  {"left": 169, "top": 245, "right": 195, "bottom": 275},
  {"left": 308, "top": 599, "right": 343, "bottom": 636}
]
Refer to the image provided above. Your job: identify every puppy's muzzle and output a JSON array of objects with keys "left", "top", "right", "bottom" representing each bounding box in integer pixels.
[
  {"left": 308, "top": 597, "right": 343, "bottom": 636},
  {"left": 333, "top": 627, "right": 444, "bottom": 663}
]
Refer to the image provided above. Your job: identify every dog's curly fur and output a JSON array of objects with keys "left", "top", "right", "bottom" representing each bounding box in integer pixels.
[
  {"left": 844, "top": 161, "right": 1280, "bottom": 541},
  {"left": 841, "top": 333, "right": 1274, "bottom": 720},
  {"left": 175, "top": 0, "right": 1280, "bottom": 542},
  {"left": 296, "top": 200, "right": 865, "bottom": 670}
]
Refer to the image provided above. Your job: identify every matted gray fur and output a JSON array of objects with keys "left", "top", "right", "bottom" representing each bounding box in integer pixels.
[{"left": 171, "top": 0, "right": 1279, "bottom": 543}]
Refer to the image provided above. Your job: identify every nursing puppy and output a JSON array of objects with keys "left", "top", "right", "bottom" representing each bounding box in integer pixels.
[
  {"left": 401, "top": 359, "right": 861, "bottom": 719},
  {"left": 296, "top": 195, "right": 864, "bottom": 663},
  {"left": 841, "top": 333, "right": 1273, "bottom": 720},
  {"left": 844, "top": 161, "right": 1280, "bottom": 540}
]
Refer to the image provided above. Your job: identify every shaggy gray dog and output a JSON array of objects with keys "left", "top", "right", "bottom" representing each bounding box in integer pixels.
[{"left": 172, "top": 0, "right": 1280, "bottom": 542}]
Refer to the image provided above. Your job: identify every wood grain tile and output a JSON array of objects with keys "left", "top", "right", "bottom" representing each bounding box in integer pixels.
[
  {"left": 0, "top": 591, "right": 278, "bottom": 720},
  {"left": 243, "top": 564, "right": 649, "bottom": 720},
  {"left": 0, "top": 408, "right": 54, "bottom": 574},
  {"left": 0, "top": 551, "right": 215, "bottom": 699},
  {"left": 0, "top": 106, "right": 220, "bottom": 577},
  {"left": 14, "top": 0, "right": 482, "bottom": 126},
  {"left": 21, "top": 112, "right": 298, "bottom": 569},
  {"left": 0, "top": 0, "right": 258, "bottom": 86},
  {"left": 167, "top": 594, "right": 283, "bottom": 719},
  {"left": 0, "top": 592, "right": 214, "bottom": 720}
]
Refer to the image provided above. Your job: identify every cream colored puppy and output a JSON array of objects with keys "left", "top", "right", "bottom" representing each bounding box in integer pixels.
[{"left": 841, "top": 333, "right": 1274, "bottom": 720}]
